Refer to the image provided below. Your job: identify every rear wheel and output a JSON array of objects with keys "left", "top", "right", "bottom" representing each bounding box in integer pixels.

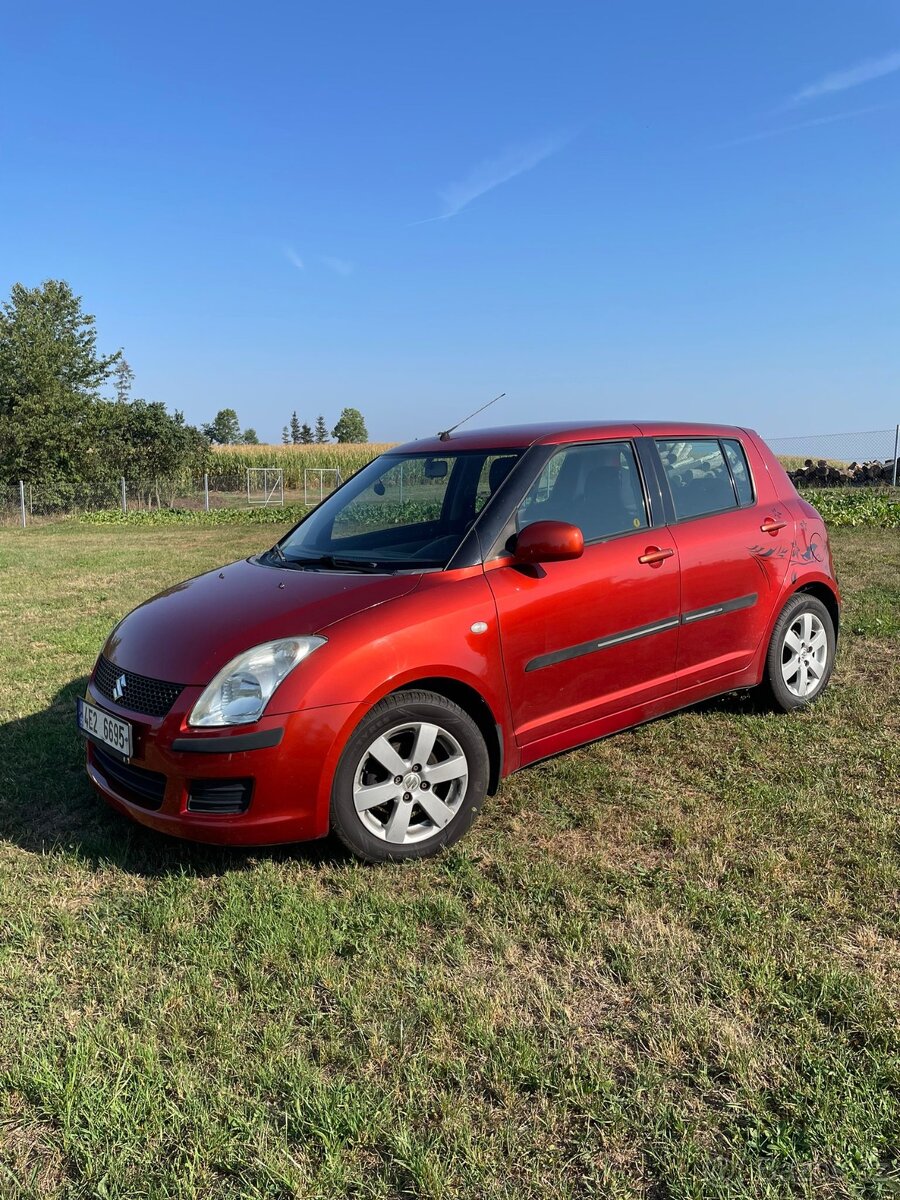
[
  {"left": 330, "top": 690, "right": 490, "bottom": 863},
  {"left": 762, "top": 594, "right": 836, "bottom": 711}
]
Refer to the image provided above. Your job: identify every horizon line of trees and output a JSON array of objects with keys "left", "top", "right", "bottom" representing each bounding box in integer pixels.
[
  {"left": 201, "top": 404, "right": 369, "bottom": 447},
  {"left": 280, "top": 407, "right": 368, "bottom": 446}
]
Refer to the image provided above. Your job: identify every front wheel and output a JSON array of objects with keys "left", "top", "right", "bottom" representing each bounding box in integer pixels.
[
  {"left": 330, "top": 690, "right": 490, "bottom": 863},
  {"left": 762, "top": 593, "right": 836, "bottom": 712}
]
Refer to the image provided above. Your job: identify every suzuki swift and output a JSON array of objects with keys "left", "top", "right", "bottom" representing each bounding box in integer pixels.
[{"left": 80, "top": 422, "right": 840, "bottom": 862}]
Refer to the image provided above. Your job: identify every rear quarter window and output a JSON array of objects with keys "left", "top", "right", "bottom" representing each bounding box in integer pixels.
[{"left": 722, "top": 439, "right": 754, "bottom": 505}]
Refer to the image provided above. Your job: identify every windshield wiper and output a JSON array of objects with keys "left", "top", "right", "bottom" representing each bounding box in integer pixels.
[
  {"left": 284, "top": 554, "right": 391, "bottom": 574},
  {"left": 266, "top": 542, "right": 288, "bottom": 565}
]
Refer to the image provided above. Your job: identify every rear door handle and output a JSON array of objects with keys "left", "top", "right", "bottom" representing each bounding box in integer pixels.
[
  {"left": 760, "top": 518, "right": 787, "bottom": 535},
  {"left": 638, "top": 546, "right": 675, "bottom": 567}
]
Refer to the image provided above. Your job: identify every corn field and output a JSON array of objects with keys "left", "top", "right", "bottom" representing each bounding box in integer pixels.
[{"left": 210, "top": 443, "right": 396, "bottom": 489}]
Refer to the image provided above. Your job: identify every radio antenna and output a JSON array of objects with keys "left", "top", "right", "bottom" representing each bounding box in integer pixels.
[{"left": 438, "top": 393, "right": 506, "bottom": 442}]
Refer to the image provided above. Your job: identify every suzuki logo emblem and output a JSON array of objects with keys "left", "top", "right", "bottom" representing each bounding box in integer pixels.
[{"left": 112, "top": 674, "right": 127, "bottom": 702}]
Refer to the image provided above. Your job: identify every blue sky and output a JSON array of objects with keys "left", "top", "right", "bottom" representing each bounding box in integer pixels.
[{"left": 1, "top": 1, "right": 898, "bottom": 442}]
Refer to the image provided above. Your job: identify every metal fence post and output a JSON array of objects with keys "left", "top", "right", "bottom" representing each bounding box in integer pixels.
[
  {"left": 204, "top": 472, "right": 209, "bottom": 511},
  {"left": 892, "top": 425, "right": 899, "bottom": 487},
  {"left": 120, "top": 477, "right": 127, "bottom": 513},
  {"left": 19, "top": 480, "right": 26, "bottom": 528}
]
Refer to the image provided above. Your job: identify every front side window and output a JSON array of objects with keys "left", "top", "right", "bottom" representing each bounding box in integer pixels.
[
  {"left": 272, "top": 449, "right": 523, "bottom": 570},
  {"left": 516, "top": 441, "right": 649, "bottom": 542},
  {"left": 656, "top": 439, "right": 738, "bottom": 520}
]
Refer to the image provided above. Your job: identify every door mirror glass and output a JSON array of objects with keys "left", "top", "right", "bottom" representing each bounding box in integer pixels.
[{"left": 514, "top": 520, "right": 584, "bottom": 564}]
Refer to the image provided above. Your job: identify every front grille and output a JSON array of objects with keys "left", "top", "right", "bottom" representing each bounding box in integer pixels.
[
  {"left": 94, "top": 655, "right": 184, "bottom": 718},
  {"left": 187, "top": 778, "right": 253, "bottom": 815},
  {"left": 92, "top": 746, "right": 167, "bottom": 810}
]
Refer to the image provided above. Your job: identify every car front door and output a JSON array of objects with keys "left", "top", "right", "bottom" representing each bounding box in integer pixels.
[
  {"left": 653, "top": 436, "right": 793, "bottom": 688},
  {"left": 484, "top": 439, "right": 680, "bottom": 763}
]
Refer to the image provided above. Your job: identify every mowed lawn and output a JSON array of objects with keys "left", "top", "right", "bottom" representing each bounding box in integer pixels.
[{"left": 0, "top": 523, "right": 897, "bottom": 1200}]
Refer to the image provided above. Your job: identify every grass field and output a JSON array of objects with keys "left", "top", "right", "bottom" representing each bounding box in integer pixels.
[{"left": 0, "top": 524, "right": 898, "bottom": 1199}]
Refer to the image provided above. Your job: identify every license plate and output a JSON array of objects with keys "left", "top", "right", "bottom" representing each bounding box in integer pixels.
[{"left": 77, "top": 698, "right": 133, "bottom": 759}]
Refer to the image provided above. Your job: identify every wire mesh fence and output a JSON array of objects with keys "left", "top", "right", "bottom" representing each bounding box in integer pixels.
[
  {"left": 0, "top": 469, "right": 347, "bottom": 526},
  {"left": 3, "top": 428, "right": 898, "bottom": 526},
  {"left": 767, "top": 427, "right": 899, "bottom": 487}
]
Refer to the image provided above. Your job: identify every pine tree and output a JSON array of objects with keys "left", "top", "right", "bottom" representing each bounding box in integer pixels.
[
  {"left": 290, "top": 411, "right": 301, "bottom": 444},
  {"left": 281, "top": 425, "right": 290, "bottom": 445},
  {"left": 300, "top": 422, "right": 314, "bottom": 444},
  {"left": 113, "top": 357, "right": 135, "bottom": 404},
  {"left": 314, "top": 414, "right": 328, "bottom": 443}
]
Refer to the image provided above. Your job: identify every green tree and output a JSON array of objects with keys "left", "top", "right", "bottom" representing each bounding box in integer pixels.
[
  {"left": 314, "top": 414, "right": 329, "bottom": 444},
  {"left": 0, "top": 279, "right": 207, "bottom": 511},
  {"left": 332, "top": 407, "right": 368, "bottom": 443},
  {"left": 0, "top": 280, "right": 121, "bottom": 406},
  {"left": 115, "top": 401, "right": 210, "bottom": 504},
  {"left": 300, "top": 422, "right": 314, "bottom": 444},
  {"left": 281, "top": 425, "right": 290, "bottom": 445},
  {"left": 241, "top": 427, "right": 260, "bottom": 445},
  {"left": 290, "top": 411, "right": 301, "bottom": 444},
  {"left": 202, "top": 408, "right": 241, "bottom": 444},
  {"left": 0, "top": 280, "right": 123, "bottom": 505}
]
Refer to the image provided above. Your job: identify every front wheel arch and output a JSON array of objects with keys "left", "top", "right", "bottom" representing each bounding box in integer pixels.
[
  {"left": 389, "top": 676, "right": 504, "bottom": 794},
  {"left": 330, "top": 688, "right": 491, "bottom": 862}
]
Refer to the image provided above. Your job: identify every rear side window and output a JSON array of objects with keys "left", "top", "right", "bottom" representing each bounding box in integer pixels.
[
  {"left": 517, "top": 440, "right": 649, "bottom": 541},
  {"left": 722, "top": 439, "right": 754, "bottom": 505},
  {"left": 656, "top": 439, "right": 737, "bottom": 520}
]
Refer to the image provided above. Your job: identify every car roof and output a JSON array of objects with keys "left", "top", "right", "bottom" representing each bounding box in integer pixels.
[{"left": 390, "top": 420, "right": 754, "bottom": 454}]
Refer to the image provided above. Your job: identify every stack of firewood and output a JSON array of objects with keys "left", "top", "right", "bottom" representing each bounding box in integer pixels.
[{"left": 786, "top": 458, "right": 897, "bottom": 487}]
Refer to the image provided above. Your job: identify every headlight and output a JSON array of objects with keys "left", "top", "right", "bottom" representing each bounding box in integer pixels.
[{"left": 188, "top": 637, "right": 326, "bottom": 727}]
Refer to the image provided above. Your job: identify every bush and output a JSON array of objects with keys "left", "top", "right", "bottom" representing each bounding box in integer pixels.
[
  {"left": 76, "top": 505, "right": 309, "bottom": 528},
  {"left": 800, "top": 488, "right": 900, "bottom": 528}
]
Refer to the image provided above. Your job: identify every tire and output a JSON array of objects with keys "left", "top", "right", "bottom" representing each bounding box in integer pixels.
[
  {"left": 330, "top": 689, "right": 490, "bottom": 863},
  {"left": 762, "top": 593, "right": 836, "bottom": 712}
]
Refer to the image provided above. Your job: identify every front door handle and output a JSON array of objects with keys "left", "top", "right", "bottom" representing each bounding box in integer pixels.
[
  {"left": 760, "top": 518, "right": 787, "bottom": 535},
  {"left": 638, "top": 546, "right": 675, "bottom": 567}
]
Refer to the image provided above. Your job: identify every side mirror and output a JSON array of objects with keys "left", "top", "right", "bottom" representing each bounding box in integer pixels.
[{"left": 514, "top": 520, "right": 584, "bottom": 564}]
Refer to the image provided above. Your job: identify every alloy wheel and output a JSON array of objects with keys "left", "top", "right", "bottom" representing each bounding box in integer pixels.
[
  {"left": 352, "top": 721, "right": 469, "bottom": 845},
  {"left": 781, "top": 611, "right": 828, "bottom": 699}
]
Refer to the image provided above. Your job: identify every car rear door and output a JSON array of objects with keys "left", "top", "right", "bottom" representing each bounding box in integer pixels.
[
  {"left": 652, "top": 435, "right": 793, "bottom": 688},
  {"left": 484, "top": 439, "right": 680, "bottom": 760}
]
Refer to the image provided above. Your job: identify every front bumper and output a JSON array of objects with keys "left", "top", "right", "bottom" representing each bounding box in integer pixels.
[{"left": 82, "top": 678, "right": 358, "bottom": 846}]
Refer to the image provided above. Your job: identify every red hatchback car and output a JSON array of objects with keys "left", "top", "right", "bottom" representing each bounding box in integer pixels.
[{"left": 80, "top": 422, "right": 840, "bottom": 862}]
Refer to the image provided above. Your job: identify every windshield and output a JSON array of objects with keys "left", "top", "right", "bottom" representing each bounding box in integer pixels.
[{"left": 271, "top": 449, "right": 523, "bottom": 570}]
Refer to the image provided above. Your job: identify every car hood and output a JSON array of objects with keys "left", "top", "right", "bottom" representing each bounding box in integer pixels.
[{"left": 103, "top": 557, "right": 422, "bottom": 684}]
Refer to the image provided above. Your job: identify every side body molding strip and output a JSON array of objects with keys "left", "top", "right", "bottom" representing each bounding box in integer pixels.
[
  {"left": 525, "top": 616, "right": 680, "bottom": 673},
  {"left": 681, "top": 592, "right": 757, "bottom": 624},
  {"left": 524, "top": 593, "right": 758, "bottom": 673}
]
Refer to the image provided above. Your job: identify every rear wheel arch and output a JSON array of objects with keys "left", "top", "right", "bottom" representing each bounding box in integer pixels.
[
  {"left": 791, "top": 581, "right": 840, "bottom": 641},
  {"left": 390, "top": 676, "right": 504, "bottom": 794}
]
